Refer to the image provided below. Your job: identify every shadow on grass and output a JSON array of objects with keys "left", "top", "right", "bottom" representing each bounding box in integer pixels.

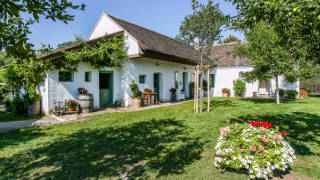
[
  {"left": 0, "top": 118, "right": 204, "bottom": 179},
  {"left": 230, "top": 112, "right": 320, "bottom": 156},
  {"left": 203, "top": 99, "right": 237, "bottom": 111},
  {"left": 238, "top": 98, "right": 304, "bottom": 104}
]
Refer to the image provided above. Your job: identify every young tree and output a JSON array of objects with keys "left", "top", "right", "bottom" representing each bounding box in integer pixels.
[
  {"left": 0, "top": 0, "right": 85, "bottom": 60},
  {"left": 177, "top": 0, "right": 229, "bottom": 112},
  {"left": 226, "top": 0, "right": 320, "bottom": 79},
  {"left": 235, "top": 22, "right": 296, "bottom": 104}
]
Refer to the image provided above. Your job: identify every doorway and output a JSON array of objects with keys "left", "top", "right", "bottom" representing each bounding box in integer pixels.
[
  {"left": 259, "top": 80, "right": 270, "bottom": 96},
  {"left": 183, "top": 72, "right": 188, "bottom": 97},
  {"left": 99, "top": 71, "right": 113, "bottom": 106},
  {"left": 154, "top": 73, "right": 161, "bottom": 101}
]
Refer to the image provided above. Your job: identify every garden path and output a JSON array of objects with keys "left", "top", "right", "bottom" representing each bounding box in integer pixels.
[{"left": 0, "top": 100, "right": 191, "bottom": 132}]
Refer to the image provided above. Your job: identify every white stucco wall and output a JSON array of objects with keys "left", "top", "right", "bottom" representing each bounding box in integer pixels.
[
  {"left": 88, "top": 13, "right": 142, "bottom": 56},
  {"left": 209, "top": 66, "right": 299, "bottom": 98}
]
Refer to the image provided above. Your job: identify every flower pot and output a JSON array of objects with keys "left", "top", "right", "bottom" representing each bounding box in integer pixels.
[
  {"left": 132, "top": 98, "right": 142, "bottom": 108},
  {"left": 171, "top": 93, "right": 177, "bottom": 101},
  {"left": 299, "top": 94, "right": 305, "bottom": 99},
  {"left": 223, "top": 93, "right": 229, "bottom": 97},
  {"left": 67, "top": 106, "right": 77, "bottom": 111},
  {"left": 28, "top": 101, "right": 41, "bottom": 117}
]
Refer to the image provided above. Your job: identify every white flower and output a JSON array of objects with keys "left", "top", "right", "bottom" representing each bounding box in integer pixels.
[
  {"left": 249, "top": 170, "right": 253, "bottom": 174},
  {"left": 250, "top": 155, "right": 254, "bottom": 159},
  {"left": 267, "top": 161, "right": 271, "bottom": 166},
  {"left": 233, "top": 156, "right": 237, "bottom": 160},
  {"left": 275, "top": 164, "right": 279, "bottom": 168},
  {"left": 250, "top": 175, "right": 254, "bottom": 179},
  {"left": 226, "top": 161, "right": 230, "bottom": 165},
  {"left": 275, "top": 150, "right": 280, "bottom": 155}
]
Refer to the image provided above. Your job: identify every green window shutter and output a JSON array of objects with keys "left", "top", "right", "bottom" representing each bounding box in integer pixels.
[{"left": 210, "top": 74, "right": 215, "bottom": 88}]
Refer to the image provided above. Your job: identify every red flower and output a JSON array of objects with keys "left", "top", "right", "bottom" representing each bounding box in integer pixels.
[
  {"left": 64, "top": 99, "right": 66, "bottom": 101},
  {"left": 281, "top": 132, "right": 286, "bottom": 136},
  {"left": 69, "top": 100, "right": 72, "bottom": 103}
]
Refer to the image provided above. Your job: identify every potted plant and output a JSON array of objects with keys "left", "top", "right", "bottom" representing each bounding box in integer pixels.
[
  {"left": 26, "top": 92, "right": 42, "bottom": 117},
  {"left": 130, "top": 81, "right": 142, "bottom": 108},
  {"left": 170, "top": 88, "right": 177, "bottom": 101},
  {"left": 78, "top": 88, "right": 88, "bottom": 95},
  {"left": 233, "top": 79, "right": 246, "bottom": 97},
  {"left": 286, "top": 90, "right": 298, "bottom": 99},
  {"left": 66, "top": 100, "right": 78, "bottom": 111},
  {"left": 144, "top": 88, "right": 152, "bottom": 93},
  {"left": 222, "top": 88, "right": 230, "bottom": 97},
  {"left": 279, "top": 88, "right": 287, "bottom": 98},
  {"left": 299, "top": 89, "right": 308, "bottom": 99}
]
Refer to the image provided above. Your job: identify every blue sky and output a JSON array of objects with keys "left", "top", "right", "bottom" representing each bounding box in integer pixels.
[{"left": 28, "top": 0, "right": 244, "bottom": 49}]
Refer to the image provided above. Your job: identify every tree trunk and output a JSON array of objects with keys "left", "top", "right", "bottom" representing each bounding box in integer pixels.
[
  {"left": 276, "top": 75, "right": 280, "bottom": 104},
  {"left": 200, "top": 72, "right": 203, "bottom": 113}
]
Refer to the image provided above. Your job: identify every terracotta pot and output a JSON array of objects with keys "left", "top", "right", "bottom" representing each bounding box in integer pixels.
[
  {"left": 67, "top": 107, "right": 77, "bottom": 111},
  {"left": 223, "top": 93, "right": 229, "bottom": 97},
  {"left": 132, "top": 98, "right": 142, "bottom": 108},
  {"left": 299, "top": 95, "right": 305, "bottom": 99}
]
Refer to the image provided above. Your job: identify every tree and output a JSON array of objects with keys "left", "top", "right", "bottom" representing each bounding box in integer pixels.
[
  {"left": 57, "top": 34, "right": 85, "bottom": 49},
  {"left": 235, "top": 22, "right": 296, "bottom": 104},
  {"left": 177, "top": 0, "right": 229, "bottom": 113},
  {"left": 0, "top": 0, "right": 85, "bottom": 59},
  {"left": 218, "top": 35, "right": 241, "bottom": 44},
  {"left": 226, "top": 0, "right": 320, "bottom": 79}
]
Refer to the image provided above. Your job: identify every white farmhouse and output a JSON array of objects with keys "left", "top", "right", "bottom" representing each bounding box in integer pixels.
[{"left": 39, "top": 13, "right": 299, "bottom": 115}]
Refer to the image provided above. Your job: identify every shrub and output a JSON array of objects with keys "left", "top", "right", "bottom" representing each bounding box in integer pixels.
[
  {"left": 233, "top": 79, "right": 246, "bottom": 96},
  {"left": 300, "top": 87, "right": 311, "bottom": 93},
  {"left": 11, "top": 95, "right": 27, "bottom": 115},
  {"left": 279, "top": 88, "right": 286, "bottom": 97},
  {"left": 215, "top": 122, "right": 295, "bottom": 179},
  {"left": 130, "top": 81, "right": 141, "bottom": 98},
  {"left": 286, "top": 90, "right": 298, "bottom": 99}
]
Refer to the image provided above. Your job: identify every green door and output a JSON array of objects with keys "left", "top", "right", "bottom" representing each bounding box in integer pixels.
[
  {"left": 99, "top": 72, "right": 113, "bottom": 106},
  {"left": 183, "top": 72, "right": 188, "bottom": 92},
  {"left": 154, "top": 73, "right": 160, "bottom": 100}
]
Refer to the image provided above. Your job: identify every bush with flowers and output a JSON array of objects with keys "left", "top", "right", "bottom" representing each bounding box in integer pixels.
[{"left": 214, "top": 121, "right": 296, "bottom": 179}]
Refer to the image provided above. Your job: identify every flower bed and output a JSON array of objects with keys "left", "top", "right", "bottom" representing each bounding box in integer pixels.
[{"left": 214, "top": 121, "right": 296, "bottom": 179}]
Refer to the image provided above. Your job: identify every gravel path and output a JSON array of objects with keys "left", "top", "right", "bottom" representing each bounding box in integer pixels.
[{"left": 0, "top": 100, "right": 191, "bottom": 132}]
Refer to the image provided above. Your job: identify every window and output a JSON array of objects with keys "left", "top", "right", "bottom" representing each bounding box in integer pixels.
[
  {"left": 174, "top": 71, "right": 179, "bottom": 88},
  {"left": 191, "top": 73, "right": 195, "bottom": 82},
  {"left": 59, "top": 71, "right": 73, "bottom": 82},
  {"left": 85, "top": 71, "right": 92, "bottom": 82},
  {"left": 139, "top": 75, "right": 146, "bottom": 84},
  {"left": 210, "top": 74, "right": 215, "bottom": 88}
]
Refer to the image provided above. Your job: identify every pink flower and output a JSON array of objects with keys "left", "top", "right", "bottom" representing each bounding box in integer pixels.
[
  {"left": 258, "top": 146, "right": 264, "bottom": 152},
  {"left": 250, "top": 146, "right": 257, "bottom": 151},
  {"left": 220, "top": 128, "right": 227, "bottom": 136},
  {"left": 260, "top": 136, "right": 269, "bottom": 143},
  {"left": 274, "top": 134, "right": 280, "bottom": 139},
  {"left": 261, "top": 127, "right": 267, "bottom": 132}
]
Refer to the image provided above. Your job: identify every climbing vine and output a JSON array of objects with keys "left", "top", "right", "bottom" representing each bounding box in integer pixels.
[
  {"left": 52, "top": 36, "right": 128, "bottom": 72},
  {"left": 0, "top": 36, "right": 128, "bottom": 99}
]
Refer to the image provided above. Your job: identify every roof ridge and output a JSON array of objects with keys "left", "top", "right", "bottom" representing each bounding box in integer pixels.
[
  {"left": 105, "top": 12, "right": 194, "bottom": 48},
  {"left": 212, "top": 41, "right": 247, "bottom": 47}
]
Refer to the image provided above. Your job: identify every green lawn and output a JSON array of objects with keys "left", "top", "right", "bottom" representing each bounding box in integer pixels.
[
  {"left": 0, "top": 97, "right": 320, "bottom": 179},
  {"left": 0, "top": 112, "right": 41, "bottom": 122}
]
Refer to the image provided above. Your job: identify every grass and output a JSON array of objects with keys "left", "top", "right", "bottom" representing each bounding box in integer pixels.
[
  {"left": 0, "top": 97, "right": 320, "bottom": 179},
  {"left": 0, "top": 112, "right": 42, "bottom": 122}
]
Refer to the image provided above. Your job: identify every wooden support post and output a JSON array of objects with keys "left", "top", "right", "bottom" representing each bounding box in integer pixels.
[
  {"left": 195, "top": 67, "right": 199, "bottom": 113},
  {"left": 207, "top": 69, "right": 210, "bottom": 112},
  {"left": 200, "top": 71, "right": 203, "bottom": 113},
  {"left": 194, "top": 68, "right": 197, "bottom": 112}
]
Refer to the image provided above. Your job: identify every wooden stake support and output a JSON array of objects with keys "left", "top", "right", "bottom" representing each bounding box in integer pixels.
[{"left": 194, "top": 65, "right": 212, "bottom": 113}]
